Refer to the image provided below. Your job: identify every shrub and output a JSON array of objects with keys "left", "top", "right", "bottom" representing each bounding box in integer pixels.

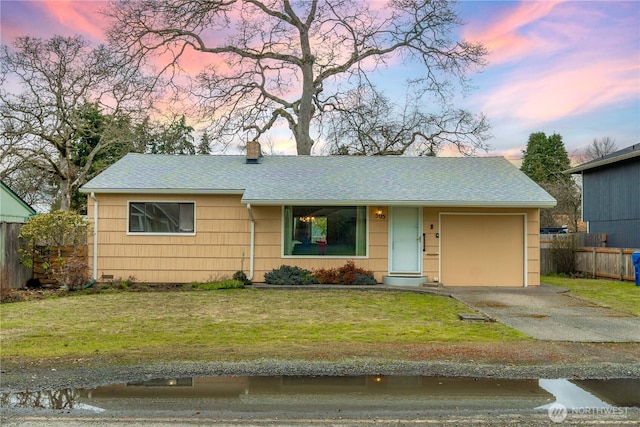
[
  {"left": 313, "top": 266, "right": 341, "bottom": 284},
  {"left": 264, "top": 265, "right": 319, "bottom": 285},
  {"left": 232, "top": 270, "right": 251, "bottom": 285},
  {"left": 55, "top": 258, "right": 90, "bottom": 291},
  {"left": 1, "top": 269, "right": 27, "bottom": 303},
  {"left": 193, "top": 279, "right": 245, "bottom": 290},
  {"left": 110, "top": 276, "right": 137, "bottom": 290},
  {"left": 549, "top": 235, "right": 576, "bottom": 275},
  {"left": 353, "top": 272, "right": 378, "bottom": 285},
  {"left": 18, "top": 211, "right": 89, "bottom": 290},
  {"left": 313, "top": 260, "right": 377, "bottom": 285}
]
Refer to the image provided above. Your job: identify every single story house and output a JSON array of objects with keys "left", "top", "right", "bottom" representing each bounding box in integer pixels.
[
  {"left": 80, "top": 148, "right": 556, "bottom": 287},
  {"left": 566, "top": 144, "right": 640, "bottom": 248}
]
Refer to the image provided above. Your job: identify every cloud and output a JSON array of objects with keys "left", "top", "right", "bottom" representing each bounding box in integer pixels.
[
  {"left": 464, "top": 1, "right": 640, "bottom": 128},
  {"left": 463, "top": 0, "right": 567, "bottom": 65},
  {"left": 38, "top": 0, "right": 108, "bottom": 41},
  {"left": 481, "top": 55, "right": 638, "bottom": 123},
  {"left": 1, "top": 1, "right": 108, "bottom": 43}
]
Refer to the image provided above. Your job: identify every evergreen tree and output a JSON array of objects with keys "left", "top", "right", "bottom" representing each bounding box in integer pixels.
[
  {"left": 147, "top": 116, "right": 195, "bottom": 155},
  {"left": 197, "top": 131, "right": 212, "bottom": 155},
  {"left": 521, "top": 132, "right": 571, "bottom": 184},
  {"left": 521, "top": 132, "right": 579, "bottom": 229}
]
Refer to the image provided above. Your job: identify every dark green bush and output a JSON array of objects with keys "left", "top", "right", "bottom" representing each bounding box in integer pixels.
[
  {"left": 232, "top": 270, "right": 251, "bottom": 285},
  {"left": 352, "top": 273, "right": 378, "bottom": 285},
  {"left": 264, "top": 265, "right": 319, "bottom": 285}
]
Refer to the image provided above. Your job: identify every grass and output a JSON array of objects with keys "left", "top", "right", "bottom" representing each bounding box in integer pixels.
[
  {"left": 542, "top": 275, "right": 640, "bottom": 316},
  {"left": 0, "top": 289, "right": 527, "bottom": 365}
]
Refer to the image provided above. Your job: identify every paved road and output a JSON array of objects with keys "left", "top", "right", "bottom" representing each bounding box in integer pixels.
[{"left": 448, "top": 285, "right": 640, "bottom": 342}]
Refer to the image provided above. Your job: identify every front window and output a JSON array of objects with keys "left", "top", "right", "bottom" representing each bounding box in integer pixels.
[
  {"left": 284, "top": 206, "right": 367, "bottom": 256},
  {"left": 129, "top": 202, "right": 195, "bottom": 234}
]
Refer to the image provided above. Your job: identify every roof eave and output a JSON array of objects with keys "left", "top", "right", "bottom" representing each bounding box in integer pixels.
[
  {"left": 565, "top": 150, "right": 640, "bottom": 173},
  {"left": 242, "top": 198, "right": 556, "bottom": 208},
  {"left": 80, "top": 188, "right": 245, "bottom": 195},
  {"left": 1, "top": 182, "right": 37, "bottom": 215}
]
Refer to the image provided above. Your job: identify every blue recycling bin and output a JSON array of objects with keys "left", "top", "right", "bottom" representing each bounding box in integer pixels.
[{"left": 633, "top": 251, "right": 640, "bottom": 286}]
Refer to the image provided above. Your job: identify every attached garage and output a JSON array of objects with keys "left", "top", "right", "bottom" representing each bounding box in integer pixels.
[
  {"left": 440, "top": 213, "right": 525, "bottom": 287},
  {"left": 82, "top": 153, "right": 555, "bottom": 286}
]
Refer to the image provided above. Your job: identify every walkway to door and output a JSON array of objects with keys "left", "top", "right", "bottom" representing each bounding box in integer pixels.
[{"left": 448, "top": 285, "right": 640, "bottom": 342}]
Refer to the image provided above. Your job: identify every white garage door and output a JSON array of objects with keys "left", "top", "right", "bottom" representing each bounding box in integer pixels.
[{"left": 441, "top": 214, "right": 525, "bottom": 287}]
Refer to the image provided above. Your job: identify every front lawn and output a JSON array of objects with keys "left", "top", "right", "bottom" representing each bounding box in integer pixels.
[
  {"left": 542, "top": 275, "right": 640, "bottom": 316},
  {"left": 0, "top": 289, "right": 527, "bottom": 365}
]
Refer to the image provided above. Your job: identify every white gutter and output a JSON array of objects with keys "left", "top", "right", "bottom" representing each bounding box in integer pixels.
[
  {"left": 80, "top": 188, "right": 245, "bottom": 195},
  {"left": 241, "top": 199, "right": 558, "bottom": 208},
  {"left": 246, "top": 203, "right": 255, "bottom": 281},
  {"left": 90, "top": 192, "right": 98, "bottom": 280}
]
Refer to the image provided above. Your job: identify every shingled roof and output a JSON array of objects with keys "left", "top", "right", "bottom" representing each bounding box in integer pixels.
[{"left": 81, "top": 153, "right": 556, "bottom": 208}]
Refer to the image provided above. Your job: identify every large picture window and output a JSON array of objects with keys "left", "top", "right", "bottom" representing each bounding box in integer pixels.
[
  {"left": 284, "top": 206, "right": 366, "bottom": 256},
  {"left": 129, "top": 202, "right": 195, "bottom": 234}
]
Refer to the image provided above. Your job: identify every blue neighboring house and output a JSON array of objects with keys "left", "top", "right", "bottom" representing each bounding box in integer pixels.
[{"left": 566, "top": 144, "right": 640, "bottom": 248}]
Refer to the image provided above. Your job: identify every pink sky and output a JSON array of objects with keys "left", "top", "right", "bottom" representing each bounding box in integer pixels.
[{"left": 1, "top": 0, "right": 638, "bottom": 158}]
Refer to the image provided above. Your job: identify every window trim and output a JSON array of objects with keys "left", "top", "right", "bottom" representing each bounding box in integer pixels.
[
  {"left": 127, "top": 200, "right": 197, "bottom": 236},
  {"left": 281, "top": 205, "right": 369, "bottom": 259}
]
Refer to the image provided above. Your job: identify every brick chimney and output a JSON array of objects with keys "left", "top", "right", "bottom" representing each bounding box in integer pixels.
[{"left": 246, "top": 141, "right": 261, "bottom": 164}]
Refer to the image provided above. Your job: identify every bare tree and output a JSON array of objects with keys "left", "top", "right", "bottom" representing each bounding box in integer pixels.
[
  {"left": 580, "top": 137, "right": 618, "bottom": 162},
  {"left": 0, "top": 35, "right": 155, "bottom": 210},
  {"left": 322, "top": 85, "right": 490, "bottom": 156},
  {"left": 105, "top": 0, "right": 487, "bottom": 155},
  {"left": 540, "top": 179, "right": 581, "bottom": 231}
]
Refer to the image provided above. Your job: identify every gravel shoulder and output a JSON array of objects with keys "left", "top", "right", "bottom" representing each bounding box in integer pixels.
[
  {"left": 2, "top": 343, "right": 639, "bottom": 392},
  {"left": 2, "top": 345, "right": 639, "bottom": 426}
]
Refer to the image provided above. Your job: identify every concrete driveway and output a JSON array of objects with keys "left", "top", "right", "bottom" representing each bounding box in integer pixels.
[{"left": 447, "top": 285, "right": 640, "bottom": 342}]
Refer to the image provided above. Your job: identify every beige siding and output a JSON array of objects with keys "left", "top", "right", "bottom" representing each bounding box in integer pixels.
[
  {"left": 88, "top": 195, "right": 541, "bottom": 286},
  {"left": 88, "top": 194, "right": 251, "bottom": 283}
]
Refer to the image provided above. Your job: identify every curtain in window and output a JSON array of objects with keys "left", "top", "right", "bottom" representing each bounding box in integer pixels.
[
  {"left": 355, "top": 206, "right": 366, "bottom": 256},
  {"left": 179, "top": 203, "right": 194, "bottom": 232},
  {"left": 284, "top": 206, "right": 293, "bottom": 255}
]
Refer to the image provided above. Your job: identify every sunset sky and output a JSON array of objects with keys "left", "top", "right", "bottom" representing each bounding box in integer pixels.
[{"left": 1, "top": 0, "right": 638, "bottom": 160}]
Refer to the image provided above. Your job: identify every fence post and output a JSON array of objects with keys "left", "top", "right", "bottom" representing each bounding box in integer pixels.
[
  {"left": 591, "top": 248, "right": 597, "bottom": 279},
  {"left": 618, "top": 248, "right": 624, "bottom": 281}
]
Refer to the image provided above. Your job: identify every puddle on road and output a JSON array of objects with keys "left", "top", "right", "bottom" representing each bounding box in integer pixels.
[{"left": 1, "top": 375, "right": 638, "bottom": 414}]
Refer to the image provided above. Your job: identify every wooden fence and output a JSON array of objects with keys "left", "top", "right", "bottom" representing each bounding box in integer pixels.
[
  {"left": 541, "top": 246, "right": 639, "bottom": 281},
  {"left": 32, "top": 245, "right": 89, "bottom": 287},
  {"left": 574, "top": 248, "right": 638, "bottom": 281},
  {"left": 540, "top": 232, "right": 607, "bottom": 248},
  {"left": 1, "top": 222, "right": 32, "bottom": 289}
]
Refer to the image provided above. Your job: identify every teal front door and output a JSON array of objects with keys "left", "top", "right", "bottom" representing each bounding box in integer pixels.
[{"left": 389, "top": 207, "right": 422, "bottom": 274}]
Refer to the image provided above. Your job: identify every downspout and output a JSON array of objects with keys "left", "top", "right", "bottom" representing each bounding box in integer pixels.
[
  {"left": 246, "top": 204, "right": 255, "bottom": 281},
  {"left": 90, "top": 192, "right": 98, "bottom": 280}
]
